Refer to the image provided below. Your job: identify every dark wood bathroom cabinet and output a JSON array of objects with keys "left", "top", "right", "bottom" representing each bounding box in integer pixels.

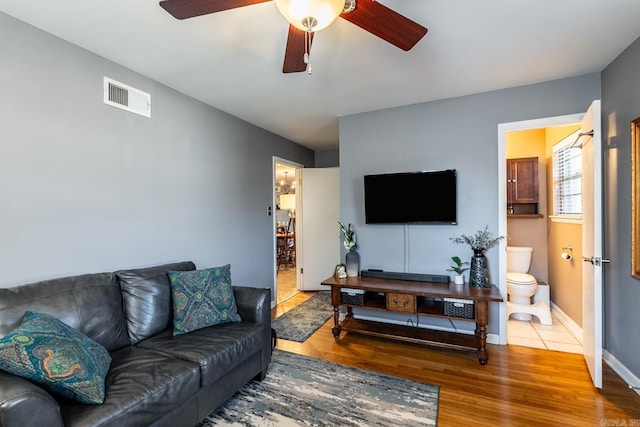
[{"left": 506, "top": 156, "right": 540, "bottom": 216}]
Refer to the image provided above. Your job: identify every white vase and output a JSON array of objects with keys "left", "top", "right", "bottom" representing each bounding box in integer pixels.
[{"left": 454, "top": 274, "right": 464, "bottom": 285}]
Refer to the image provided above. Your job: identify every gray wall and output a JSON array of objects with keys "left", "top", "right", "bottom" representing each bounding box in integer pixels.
[
  {"left": 0, "top": 13, "right": 314, "bottom": 296},
  {"left": 601, "top": 35, "right": 640, "bottom": 377},
  {"left": 339, "top": 74, "right": 600, "bottom": 334},
  {"left": 314, "top": 148, "right": 339, "bottom": 167}
]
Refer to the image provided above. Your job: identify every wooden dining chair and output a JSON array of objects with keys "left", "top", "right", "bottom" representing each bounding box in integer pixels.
[
  {"left": 284, "top": 231, "right": 295, "bottom": 267},
  {"left": 276, "top": 233, "right": 288, "bottom": 273}
]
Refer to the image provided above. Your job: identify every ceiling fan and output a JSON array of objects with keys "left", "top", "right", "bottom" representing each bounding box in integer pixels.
[{"left": 159, "top": 0, "right": 428, "bottom": 73}]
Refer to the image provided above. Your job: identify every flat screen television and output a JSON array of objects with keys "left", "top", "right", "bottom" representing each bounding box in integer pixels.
[{"left": 364, "top": 169, "right": 457, "bottom": 224}]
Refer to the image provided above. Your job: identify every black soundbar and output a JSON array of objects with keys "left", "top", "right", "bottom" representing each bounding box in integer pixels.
[{"left": 360, "top": 269, "right": 449, "bottom": 283}]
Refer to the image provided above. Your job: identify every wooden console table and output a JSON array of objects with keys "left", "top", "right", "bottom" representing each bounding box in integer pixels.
[{"left": 321, "top": 275, "right": 503, "bottom": 364}]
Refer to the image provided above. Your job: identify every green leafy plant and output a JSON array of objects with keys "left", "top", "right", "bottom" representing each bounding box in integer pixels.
[
  {"left": 338, "top": 221, "right": 358, "bottom": 251},
  {"left": 447, "top": 256, "right": 469, "bottom": 275},
  {"left": 450, "top": 225, "right": 504, "bottom": 251}
]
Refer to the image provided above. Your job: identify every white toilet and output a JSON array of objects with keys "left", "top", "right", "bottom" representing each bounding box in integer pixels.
[{"left": 507, "top": 246, "right": 552, "bottom": 325}]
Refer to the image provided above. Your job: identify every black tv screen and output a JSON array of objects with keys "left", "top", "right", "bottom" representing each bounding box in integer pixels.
[{"left": 364, "top": 170, "right": 457, "bottom": 224}]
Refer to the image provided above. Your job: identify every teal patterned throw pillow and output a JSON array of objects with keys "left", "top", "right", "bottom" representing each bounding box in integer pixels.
[
  {"left": 168, "top": 264, "right": 241, "bottom": 336},
  {"left": 0, "top": 311, "right": 111, "bottom": 404}
]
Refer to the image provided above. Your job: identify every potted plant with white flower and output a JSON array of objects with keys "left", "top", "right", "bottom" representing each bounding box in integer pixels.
[{"left": 338, "top": 222, "right": 359, "bottom": 277}]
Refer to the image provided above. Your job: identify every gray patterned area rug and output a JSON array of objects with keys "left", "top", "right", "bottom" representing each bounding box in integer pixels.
[
  {"left": 200, "top": 349, "right": 439, "bottom": 426},
  {"left": 272, "top": 291, "right": 332, "bottom": 342}
]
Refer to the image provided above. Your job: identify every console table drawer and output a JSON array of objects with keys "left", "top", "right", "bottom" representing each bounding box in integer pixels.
[{"left": 387, "top": 293, "right": 415, "bottom": 312}]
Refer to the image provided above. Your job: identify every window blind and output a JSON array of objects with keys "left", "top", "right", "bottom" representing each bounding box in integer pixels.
[{"left": 553, "top": 129, "right": 582, "bottom": 216}]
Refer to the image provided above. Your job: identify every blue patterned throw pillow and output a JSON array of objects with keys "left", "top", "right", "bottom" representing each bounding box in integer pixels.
[
  {"left": 0, "top": 311, "right": 111, "bottom": 404},
  {"left": 168, "top": 264, "right": 241, "bottom": 336}
]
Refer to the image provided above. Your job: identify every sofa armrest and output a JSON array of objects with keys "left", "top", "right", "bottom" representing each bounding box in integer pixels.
[
  {"left": 233, "top": 286, "right": 272, "bottom": 373},
  {"left": 233, "top": 286, "right": 271, "bottom": 326},
  {"left": 0, "top": 371, "right": 63, "bottom": 427}
]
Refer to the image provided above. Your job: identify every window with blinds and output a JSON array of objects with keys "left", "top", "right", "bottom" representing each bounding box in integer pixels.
[{"left": 553, "top": 129, "right": 582, "bottom": 216}]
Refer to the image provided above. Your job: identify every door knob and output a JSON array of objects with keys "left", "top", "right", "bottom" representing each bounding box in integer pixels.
[{"left": 583, "top": 256, "right": 611, "bottom": 266}]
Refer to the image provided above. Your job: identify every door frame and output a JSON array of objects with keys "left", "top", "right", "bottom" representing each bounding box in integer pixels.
[
  {"left": 273, "top": 157, "right": 303, "bottom": 309},
  {"left": 497, "top": 113, "right": 584, "bottom": 344}
]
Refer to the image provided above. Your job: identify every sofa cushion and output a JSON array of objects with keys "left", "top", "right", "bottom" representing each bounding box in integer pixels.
[
  {"left": 0, "top": 311, "right": 111, "bottom": 404},
  {"left": 137, "top": 321, "right": 267, "bottom": 386},
  {"left": 115, "top": 261, "right": 195, "bottom": 345},
  {"left": 59, "top": 346, "right": 200, "bottom": 427},
  {"left": 168, "top": 265, "right": 241, "bottom": 335},
  {"left": 0, "top": 273, "right": 129, "bottom": 352}
]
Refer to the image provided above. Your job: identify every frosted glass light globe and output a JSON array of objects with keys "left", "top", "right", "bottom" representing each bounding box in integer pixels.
[{"left": 275, "top": 0, "right": 346, "bottom": 32}]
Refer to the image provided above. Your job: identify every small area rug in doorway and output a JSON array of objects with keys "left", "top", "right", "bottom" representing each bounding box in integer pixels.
[
  {"left": 199, "top": 349, "right": 439, "bottom": 426},
  {"left": 272, "top": 291, "right": 332, "bottom": 342}
]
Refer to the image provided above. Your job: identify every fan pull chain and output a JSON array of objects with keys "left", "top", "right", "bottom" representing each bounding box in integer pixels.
[{"left": 304, "top": 30, "right": 312, "bottom": 75}]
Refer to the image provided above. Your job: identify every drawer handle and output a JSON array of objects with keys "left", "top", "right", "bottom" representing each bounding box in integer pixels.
[{"left": 393, "top": 298, "right": 409, "bottom": 307}]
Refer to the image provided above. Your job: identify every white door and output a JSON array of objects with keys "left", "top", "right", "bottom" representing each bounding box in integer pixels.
[
  {"left": 298, "top": 167, "right": 340, "bottom": 290},
  {"left": 581, "top": 100, "right": 604, "bottom": 388}
]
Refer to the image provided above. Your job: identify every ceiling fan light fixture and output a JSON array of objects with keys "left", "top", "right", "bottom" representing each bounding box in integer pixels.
[{"left": 275, "top": 0, "right": 346, "bottom": 32}]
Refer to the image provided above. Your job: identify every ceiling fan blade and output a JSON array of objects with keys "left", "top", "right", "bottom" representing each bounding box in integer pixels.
[
  {"left": 283, "top": 25, "right": 314, "bottom": 74},
  {"left": 340, "top": 0, "right": 427, "bottom": 51},
  {"left": 159, "top": 0, "right": 271, "bottom": 20}
]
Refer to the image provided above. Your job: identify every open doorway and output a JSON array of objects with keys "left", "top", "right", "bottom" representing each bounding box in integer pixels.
[
  {"left": 497, "top": 113, "right": 586, "bottom": 353},
  {"left": 274, "top": 160, "right": 301, "bottom": 305},
  {"left": 503, "top": 125, "right": 583, "bottom": 354}
]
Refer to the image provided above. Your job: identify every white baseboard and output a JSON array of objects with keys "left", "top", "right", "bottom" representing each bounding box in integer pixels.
[
  {"left": 604, "top": 350, "right": 640, "bottom": 397},
  {"left": 550, "top": 302, "right": 583, "bottom": 344},
  {"left": 486, "top": 333, "right": 500, "bottom": 345}
]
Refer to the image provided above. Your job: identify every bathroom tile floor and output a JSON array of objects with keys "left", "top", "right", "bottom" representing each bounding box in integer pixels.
[{"left": 508, "top": 312, "right": 583, "bottom": 354}]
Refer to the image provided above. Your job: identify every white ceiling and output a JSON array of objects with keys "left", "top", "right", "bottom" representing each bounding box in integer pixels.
[{"left": 2, "top": 1, "right": 640, "bottom": 151}]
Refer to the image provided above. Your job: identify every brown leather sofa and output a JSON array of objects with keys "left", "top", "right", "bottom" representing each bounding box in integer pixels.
[{"left": 0, "top": 261, "right": 272, "bottom": 427}]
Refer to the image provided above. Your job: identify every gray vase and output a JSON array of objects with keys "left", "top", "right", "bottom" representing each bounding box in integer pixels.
[
  {"left": 345, "top": 250, "right": 360, "bottom": 277},
  {"left": 469, "top": 249, "right": 491, "bottom": 288}
]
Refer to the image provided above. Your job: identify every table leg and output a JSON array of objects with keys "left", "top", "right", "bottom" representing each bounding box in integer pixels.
[
  {"left": 475, "top": 300, "right": 489, "bottom": 364},
  {"left": 332, "top": 304, "right": 342, "bottom": 340}
]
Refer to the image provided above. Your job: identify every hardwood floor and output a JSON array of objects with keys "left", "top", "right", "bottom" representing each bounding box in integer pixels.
[
  {"left": 272, "top": 292, "right": 640, "bottom": 426},
  {"left": 276, "top": 266, "right": 298, "bottom": 304}
]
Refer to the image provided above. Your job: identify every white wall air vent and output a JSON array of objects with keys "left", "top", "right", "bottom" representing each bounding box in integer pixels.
[{"left": 103, "top": 77, "right": 151, "bottom": 118}]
